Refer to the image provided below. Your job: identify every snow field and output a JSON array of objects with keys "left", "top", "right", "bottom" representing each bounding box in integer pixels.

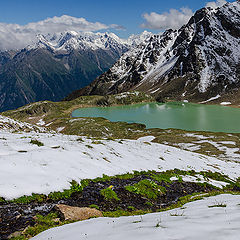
[{"left": 1, "top": 131, "right": 240, "bottom": 200}]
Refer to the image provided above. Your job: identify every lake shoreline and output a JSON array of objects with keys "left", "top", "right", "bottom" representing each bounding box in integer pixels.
[
  {"left": 72, "top": 101, "right": 240, "bottom": 133},
  {"left": 70, "top": 98, "right": 240, "bottom": 117}
]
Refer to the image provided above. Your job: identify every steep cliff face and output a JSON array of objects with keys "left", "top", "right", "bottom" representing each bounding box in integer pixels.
[
  {"left": 70, "top": 2, "right": 240, "bottom": 103},
  {"left": 0, "top": 32, "right": 130, "bottom": 111}
]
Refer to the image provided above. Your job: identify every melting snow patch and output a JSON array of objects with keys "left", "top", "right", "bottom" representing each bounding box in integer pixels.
[
  {"left": 37, "top": 119, "right": 45, "bottom": 126},
  {"left": 137, "top": 136, "right": 155, "bottom": 142},
  {"left": 184, "top": 133, "right": 210, "bottom": 140},
  {"left": 0, "top": 115, "right": 46, "bottom": 132},
  {"left": 220, "top": 102, "right": 231, "bottom": 105},
  {"left": 199, "top": 95, "right": 221, "bottom": 104},
  {"left": 170, "top": 175, "right": 229, "bottom": 188},
  {"left": 57, "top": 127, "right": 65, "bottom": 132},
  {"left": 150, "top": 88, "right": 159, "bottom": 94}
]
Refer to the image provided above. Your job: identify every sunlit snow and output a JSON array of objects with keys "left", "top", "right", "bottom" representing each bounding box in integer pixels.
[{"left": 32, "top": 194, "right": 240, "bottom": 240}]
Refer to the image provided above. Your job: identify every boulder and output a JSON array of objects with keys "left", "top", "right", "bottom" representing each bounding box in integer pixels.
[{"left": 55, "top": 204, "right": 103, "bottom": 221}]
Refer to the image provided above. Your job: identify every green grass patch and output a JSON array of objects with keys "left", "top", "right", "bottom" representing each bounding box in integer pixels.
[
  {"left": 6, "top": 169, "right": 238, "bottom": 205},
  {"left": 125, "top": 179, "right": 166, "bottom": 199},
  {"left": 48, "top": 180, "right": 89, "bottom": 201},
  {"left": 115, "top": 172, "right": 135, "bottom": 180},
  {"left": 10, "top": 212, "right": 73, "bottom": 240},
  {"left": 89, "top": 204, "right": 100, "bottom": 210},
  {"left": 127, "top": 206, "right": 135, "bottom": 211},
  {"left": 100, "top": 187, "right": 120, "bottom": 201},
  {"left": 151, "top": 172, "right": 173, "bottom": 183},
  {"left": 12, "top": 194, "right": 46, "bottom": 204},
  {"left": 103, "top": 209, "right": 150, "bottom": 217},
  {"left": 30, "top": 139, "right": 44, "bottom": 147},
  {"left": 200, "top": 171, "right": 233, "bottom": 184},
  {"left": 93, "top": 174, "right": 112, "bottom": 183}
]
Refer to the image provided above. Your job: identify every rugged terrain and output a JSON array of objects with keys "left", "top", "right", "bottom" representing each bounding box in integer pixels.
[
  {"left": 1, "top": 112, "right": 240, "bottom": 239},
  {"left": 69, "top": 2, "right": 240, "bottom": 104},
  {"left": 1, "top": 93, "right": 240, "bottom": 239}
]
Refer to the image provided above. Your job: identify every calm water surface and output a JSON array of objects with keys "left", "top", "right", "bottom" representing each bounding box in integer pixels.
[{"left": 72, "top": 102, "right": 240, "bottom": 133}]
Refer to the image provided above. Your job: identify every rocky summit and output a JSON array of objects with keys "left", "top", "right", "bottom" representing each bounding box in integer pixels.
[{"left": 69, "top": 2, "right": 240, "bottom": 104}]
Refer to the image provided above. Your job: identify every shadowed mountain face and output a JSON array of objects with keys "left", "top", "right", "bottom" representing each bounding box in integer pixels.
[
  {"left": 67, "top": 2, "right": 240, "bottom": 103},
  {"left": 0, "top": 32, "right": 130, "bottom": 111}
]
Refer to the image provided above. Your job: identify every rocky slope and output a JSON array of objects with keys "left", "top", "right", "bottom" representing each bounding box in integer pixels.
[
  {"left": 0, "top": 32, "right": 130, "bottom": 112},
  {"left": 69, "top": 2, "right": 240, "bottom": 103}
]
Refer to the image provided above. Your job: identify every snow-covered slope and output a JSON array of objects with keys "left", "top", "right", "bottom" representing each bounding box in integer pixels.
[
  {"left": 32, "top": 194, "right": 240, "bottom": 240},
  {"left": 0, "top": 114, "right": 46, "bottom": 132},
  {"left": 76, "top": 2, "right": 240, "bottom": 103},
  {"left": 1, "top": 129, "right": 240, "bottom": 200}
]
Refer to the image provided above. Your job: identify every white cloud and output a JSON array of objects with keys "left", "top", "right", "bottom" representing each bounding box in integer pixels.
[
  {"left": 0, "top": 15, "right": 124, "bottom": 51},
  {"left": 141, "top": 7, "right": 194, "bottom": 30},
  {"left": 140, "top": 0, "right": 229, "bottom": 31},
  {"left": 205, "top": 0, "right": 227, "bottom": 9}
]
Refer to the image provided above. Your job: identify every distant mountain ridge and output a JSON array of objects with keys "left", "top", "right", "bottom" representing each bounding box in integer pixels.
[
  {"left": 68, "top": 2, "right": 240, "bottom": 104},
  {"left": 30, "top": 31, "right": 129, "bottom": 53},
  {"left": 0, "top": 31, "right": 152, "bottom": 112}
]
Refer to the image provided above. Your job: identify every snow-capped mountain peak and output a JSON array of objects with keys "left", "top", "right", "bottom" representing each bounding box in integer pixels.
[
  {"left": 27, "top": 30, "right": 156, "bottom": 54},
  {"left": 127, "top": 30, "right": 154, "bottom": 47},
  {"left": 28, "top": 31, "right": 130, "bottom": 52},
  {"left": 76, "top": 1, "right": 240, "bottom": 104}
]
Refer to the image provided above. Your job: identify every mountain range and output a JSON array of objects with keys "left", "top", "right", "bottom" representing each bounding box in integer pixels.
[
  {"left": 67, "top": 1, "right": 240, "bottom": 104},
  {"left": 0, "top": 31, "right": 152, "bottom": 111},
  {"left": 1, "top": 2, "right": 240, "bottom": 112}
]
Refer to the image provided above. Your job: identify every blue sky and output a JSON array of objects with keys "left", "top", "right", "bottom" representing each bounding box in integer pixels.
[{"left": 0, "top": 0, "right": 235, "bottom": 38}]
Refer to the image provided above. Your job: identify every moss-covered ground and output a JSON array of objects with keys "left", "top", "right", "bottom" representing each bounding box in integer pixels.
[{"left": 1, "top": 169, "right": 240, "bottom": 239}]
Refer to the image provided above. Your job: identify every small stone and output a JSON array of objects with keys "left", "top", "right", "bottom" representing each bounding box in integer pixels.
[
  {"left": 7, "top": 231, "right": 22, "bottom": 239},
  {"left": 16, "top": 214, "right": 22, "bottom": 220},
  {"left": 22, "top": 226, "right": 30, "bottom": 234},
  {"left": 55, "top": 204, "right": 103, "bottom": 221}
]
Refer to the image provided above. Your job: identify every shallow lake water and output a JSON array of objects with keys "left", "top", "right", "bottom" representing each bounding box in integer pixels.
[{"left": 72, "top": 102, "right": 240, "bottom": 133}]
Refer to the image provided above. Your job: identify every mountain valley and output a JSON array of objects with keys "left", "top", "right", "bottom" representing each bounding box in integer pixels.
[{"left": 1, "top": 1, "right": 240, "bottom": 240}]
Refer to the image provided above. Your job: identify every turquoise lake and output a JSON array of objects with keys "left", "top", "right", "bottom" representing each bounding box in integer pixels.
[{"left": 72, "top": 102, "right": 240, "bottom": 133}]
